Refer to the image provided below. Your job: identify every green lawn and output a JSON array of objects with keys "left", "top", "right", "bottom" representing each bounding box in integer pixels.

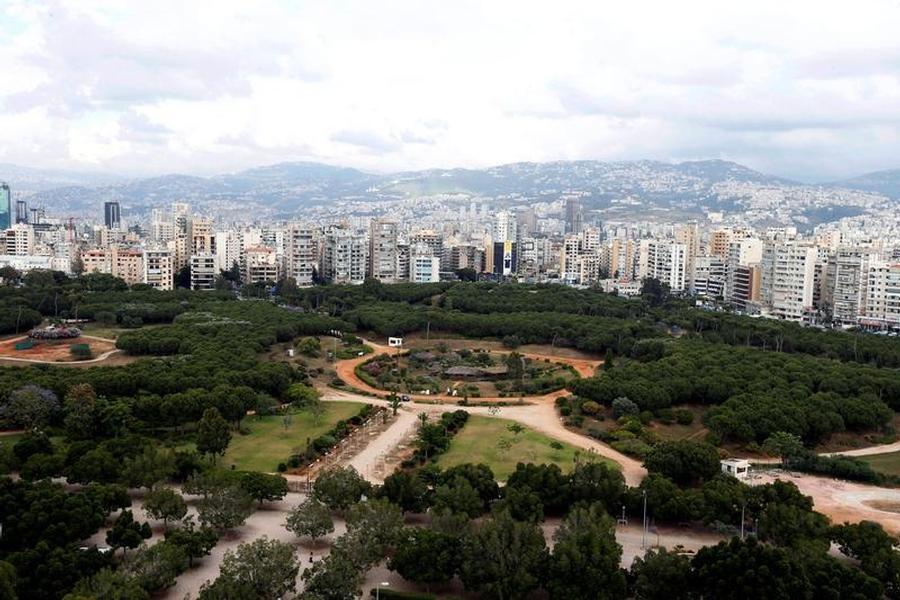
[
  {"left": 436, "top": 415, "right": 619, "bottom": 480},
  {"left": 0, "top": 432, "right": 26, "bottom": 448},
  {"left": 209, "top": 402, "right": 365, "bottom": 472},
  {"left": 861, "top": 451, "right": 900, "bottom": 477}
]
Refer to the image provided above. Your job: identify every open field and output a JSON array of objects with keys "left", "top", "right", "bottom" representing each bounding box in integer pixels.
[
  {"left": 196, "top": 401, "right": 366, "bottom": 472},
  {"left": 436, "top": 414, "right": 619, "bottom": 480},
  {"left": 0, "top": 334, "right": 119, "bottom": 364},
  {"left": 860, "top": 450, "right": 900, "bottom": 477}
]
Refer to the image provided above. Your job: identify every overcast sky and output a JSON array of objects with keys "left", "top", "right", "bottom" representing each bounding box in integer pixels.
[{"left": 1, "top": 0, "right": 899, "bottom": 181}]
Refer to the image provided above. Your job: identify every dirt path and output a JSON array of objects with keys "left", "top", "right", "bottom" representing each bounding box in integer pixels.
[
  {"left": 322, "top": 388, "right": 646, "bottom": 486},
  {"left": 823, "top": 440, "right": 900, "bottom": 458},
  {"left": 755, "top": 471, "right": 900, "bottom": 535},
  {"left": 0, "top": 334, "right": 123, "bottom": 365},
  {"left": 346, "top": 408, "right": 420, "bottom": 483}
]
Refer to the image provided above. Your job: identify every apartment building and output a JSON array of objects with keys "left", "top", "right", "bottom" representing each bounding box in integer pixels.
[
  {"left": 760, "top": 242, "right": 817, "bottom": 322},
  {"left": 322, "top": 225, "right": 368, "bottom": 285},
  {"left": 284, "top": 223, "right": 318, "bottom": 286}
]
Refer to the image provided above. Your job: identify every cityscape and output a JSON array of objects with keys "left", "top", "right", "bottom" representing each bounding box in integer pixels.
[
  {"left": 2, "top": 1, "right": 900, "bottom": 600},
  {"left": 1, "top": 158, "right": 899, "bottom": 331}
]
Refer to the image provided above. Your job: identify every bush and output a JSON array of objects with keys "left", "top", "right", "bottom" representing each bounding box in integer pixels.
[
  {"left": 70, "top": 343, "right": 93, "bottom": 359},
  {"left": 501, "top": 335, "right": 522, "bottom": 349},
  {"left": 675, "top": 409, "right": 694, "bottom": 425},
  {"left": 611, "top": 397, "right": 639, "bottom": 419}
]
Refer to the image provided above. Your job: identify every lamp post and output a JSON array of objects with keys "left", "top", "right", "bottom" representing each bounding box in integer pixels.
[
  {"left": 641, "top": 489, "right": 648, "bottom": 549},
  {"left": 376, "top": 582, "right": 390, "bottom": 600}
]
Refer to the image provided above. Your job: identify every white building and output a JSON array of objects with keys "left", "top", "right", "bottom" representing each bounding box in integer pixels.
[
  {"left": 4, "top": 224, "right": 34, "bottom": 256},
  {"left": 863, "top": 262, "right": 900, "bottom": 329},
  {"left": 284, "top": 224, "right": 317, "bottom": 286},
  {"left": 143, "top": 249, "right": 173, "bottom": 291},
  {"left": 190, "top": 254, "right": 218, "bottom": 290},
  {"left": 368, "top": 219, "right": 399, "bottom": 283},
  {"left": 410, "top": 253, "right": 440, "bottom": 283},
  {"left": 760, "top": 242, "right": 817, "bottom": 322},
  {"left": 322, "top": 226, "right": 368, "bottom": 285},
  {"left": 642, "top": 240, "right": 687, "bottom": 292}
]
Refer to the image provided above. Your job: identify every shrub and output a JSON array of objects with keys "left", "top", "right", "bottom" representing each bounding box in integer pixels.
[
  {"left": 611, "top": 397, "right": 640, "bottom": 419},
  {"left": 675, "top": 409, "right": 694, "bottom": 425}
]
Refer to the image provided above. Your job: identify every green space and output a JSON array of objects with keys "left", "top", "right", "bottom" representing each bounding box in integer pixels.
[
  {"left": 435, "top": 415, "right": 618, "bottom": 480},
  {"left": 182, "top": 401, "right": 365, "bottom": 472},
  {"left": 0, "top": 432, "right": 26, "bottom": 447},
  {"left": 860, "top": 451, "right": 900, "bottom": 477}
]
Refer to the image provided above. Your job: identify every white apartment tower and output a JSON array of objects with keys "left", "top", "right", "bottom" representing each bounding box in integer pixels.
[
  {"left": 368, "top": 219, "right": 399, "bottom": 283},
  {"left": 285, "top": 224, "right": 318, "bottom": 286},
  {"left": 323, "top": 226, "right": 368, "bottom": 285},
  {"left": 760, "top": 242, "right": 817, "bottom": 322}
]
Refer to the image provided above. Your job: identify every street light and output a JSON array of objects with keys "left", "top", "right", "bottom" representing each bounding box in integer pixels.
[
  {"left": 376, "top": 581, "right": 390, "bottom": 600},
  {"left": 641, "top": 489, "right": 648, "bottom": 549}
]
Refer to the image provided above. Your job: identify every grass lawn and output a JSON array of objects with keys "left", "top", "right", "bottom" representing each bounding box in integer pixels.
[
  {"left": 205, "top": 401, "right": 365, "bottom": 472},
  {"left": 436, "top": 415, "right": 619, "bottom": 480},
  {"left": 0, "top": 432, "right": 26, "bottom": 447},
  {"left": 860, "top": 451, "right": 900, "bottom": 477}
]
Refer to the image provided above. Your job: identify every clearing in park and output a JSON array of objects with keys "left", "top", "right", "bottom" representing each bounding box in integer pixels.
[
  {"left": 435, "top": 414, "right": 620, "bottom": 480},
  {"left": 218, "top": 401, "right": 366, "bottom": 472}
]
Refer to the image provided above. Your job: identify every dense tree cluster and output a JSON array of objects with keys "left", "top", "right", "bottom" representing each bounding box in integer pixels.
[{"left": 571, "top": 341, "right": 899, "bottom": 444}]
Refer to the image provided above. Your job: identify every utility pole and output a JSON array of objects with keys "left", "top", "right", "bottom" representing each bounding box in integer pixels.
[
  {"left": 740, "top": 502, "right": 746, "bottom": 540},
  {"left": 641, "top": 489, "right": 648, "bottom": 549}
]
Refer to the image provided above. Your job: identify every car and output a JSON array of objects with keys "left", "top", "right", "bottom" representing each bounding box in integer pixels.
[{"left": 399, "top": 394, "right": 411, "bottom": 402}]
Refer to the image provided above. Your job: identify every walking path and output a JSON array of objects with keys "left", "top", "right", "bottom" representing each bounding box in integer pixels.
[{"left": 0, "top": 334, "right": 122, "bottom": 365}]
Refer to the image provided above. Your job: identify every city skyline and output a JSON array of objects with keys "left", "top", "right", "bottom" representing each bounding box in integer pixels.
[{"left": 2, "top": 1, "right": 900, "bottom": 181}]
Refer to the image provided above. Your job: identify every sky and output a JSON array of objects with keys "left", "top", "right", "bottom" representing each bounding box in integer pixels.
[{"left": 1, "top": 0, "right": 899, "bottom": 182}]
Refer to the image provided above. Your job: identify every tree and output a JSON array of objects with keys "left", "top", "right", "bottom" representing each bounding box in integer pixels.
[
  {"left": 63, "top": 383, "right": 99, "bottom": 440},
  {"left": 692, "top": 537, "right": 810, "bottom": 600},
  {"left": 567, "top": 461, "right": 627, "bottom": 510},
  {"left": 313, "top": 466, "right": 372, "bottom": 511},
  {"left": 378, "top": 470, "right": 429, "bottom": 513},
  {"left": 505, "top": 351, "right": 525, "bottom": 380},
  {"left": 143, "top": 488, "right": 187, "bottom": 529},
  {"left": 433, "top": 475, "right": 484, "bottom": 519},
  {"left": 121, "top": 446, "right": 177, "bottom": 490},
  {"left": 240, "top": 472, "right": 289, "bottom": 506},
  {"left": 4, "top": 385, "right": 60, "bottom": 430},
  {"left": 196, "top": 408, "right": 231, "bottom": 462},
  {"left": 640, "top": 277, "right": 670, "bottom": 306},
  {"left": 832, "top": 520, "right": 900, "bottom": 596},
  {"left": 545, "top": 503, "right": 626, "bottom": 600},
  {"left": 174, "top": 263, "right": 191, "bottom": 289},
  {"left": 644, "top": 440, "right": 721, "bottom": 486},
  {"left": 164, "top": 518, "right": 219, "bottom": 567},
  {"left": 66, "top": 568, "right": 149, "bottom": 600},
  {"left": 300, "top": 552, "right": 363, "bottom": 599},
  {"left": 285, "top": 382, "right": 320, "bottom": 406},
  {"left": 285, "top": 497, "right": 334, "bottom": 542},
  {"left": 345, "top": 498, "right": 404, "bottom": 554},
  {"left": 197, "top": 485, "right": 255, "bottom": 531},
  {"left": 106, "top": 510, "right": 152, "bottom": 556},
  {"left": 763, "top": 431, "right": 805, "bottom": 467},
  {"left": 214, "top": 537, "right": 299, "bottom": 600},
  {"left": 630, "top": 548, "right": 695, "bottom": 600},
  {"left": 493, "top": 486, "right": 544, "bottom": 523},
  {"left": 460, "top": 510, "right": 548, "bottom": 600},
  {"left": 0, "top": 561, "right": 16, "bottom": 600},
  {"left": 611, "top": 396, "right": 639, "bottom": 419},
  {"left": 125, "top": 542, "right": 188, "bottom": 593},
  {"left": 20, "top": 452, "right": 64, "bottom": 481},
  {"left": 68, "top": 447, "right": 122, "bottom": 485},
  {"left": 389, "top": 528, "right": 462, "bottom": 589}
]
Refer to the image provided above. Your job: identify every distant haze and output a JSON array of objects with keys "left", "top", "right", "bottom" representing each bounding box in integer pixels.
[{"left": 1, "top": 1, "right": 899, "bottom": 182}]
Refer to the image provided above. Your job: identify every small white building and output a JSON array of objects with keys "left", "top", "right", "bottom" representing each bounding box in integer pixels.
[{"left": 721, "top": 458, "right": 751, "bottom": 481}]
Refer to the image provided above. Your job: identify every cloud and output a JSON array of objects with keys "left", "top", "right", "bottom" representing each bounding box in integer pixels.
[{"left": 0, "top": 0, "right": 899, "bottom": 180}]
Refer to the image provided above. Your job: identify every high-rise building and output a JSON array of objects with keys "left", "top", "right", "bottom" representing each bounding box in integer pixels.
[
  {"left": 284, "top": 223, "right": 317, "bottom": 286},
  {"left": 4, "top": 223, "right": 34, "bottom": 255},
  {"left": 14, "top": 200, "right": 28, "bottom": 225},
  {"left": 760, "top": 242, "right": 817, "bottom": 322},
  {"left": 368, "top": 219, "right": 399, "bottom": 283},
  {"left": 322, "top": 225, "right": 368, "bottom": 285},
  {"left": 143, "top": 249, "right": 173, "bottom": 290},
  {"left": 691, "top": 255, "right": 727, "bottom": 298},
  {"left": 190, "top": 254, "right": 218, "bottom": 290},
  {"left": 862, "top": 262, "right": 900, "bottom": 329},
  {"left": 642, "top": 240, "right": 687, "bottom": 291},
  {"left": 492, "top": 241, "right": 518, "bottom": 277},
  {"left": 104, "top": 201, "right": 121, "bottom": 230},
  {"left": 244, "top": 246, "right": 279, "bottom": 284},
  {"left": 189, "top": 217, "right": 215, "bottom": 254},
  {"left": 0, "top": 183, "right": 11, "bottom": 231},
  {"left": 410, "top": 252, "right": 440, "bottom": 283},
  {"left": 827, "top": 247, "right": 874, "bottom": 327},
  {"left": 564, "top": 198, "right": 583, "bottom": 234}
]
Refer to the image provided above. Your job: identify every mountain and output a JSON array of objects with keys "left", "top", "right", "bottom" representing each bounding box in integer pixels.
[
  {"left": 0, "top": 163, "right": 126, "bottom": 192},
  {"left": 830, "top": 169, "right": 900, "bottom": 199},
  {"left": 1, "top": 159, "right": 895, "bottom": 227}
]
